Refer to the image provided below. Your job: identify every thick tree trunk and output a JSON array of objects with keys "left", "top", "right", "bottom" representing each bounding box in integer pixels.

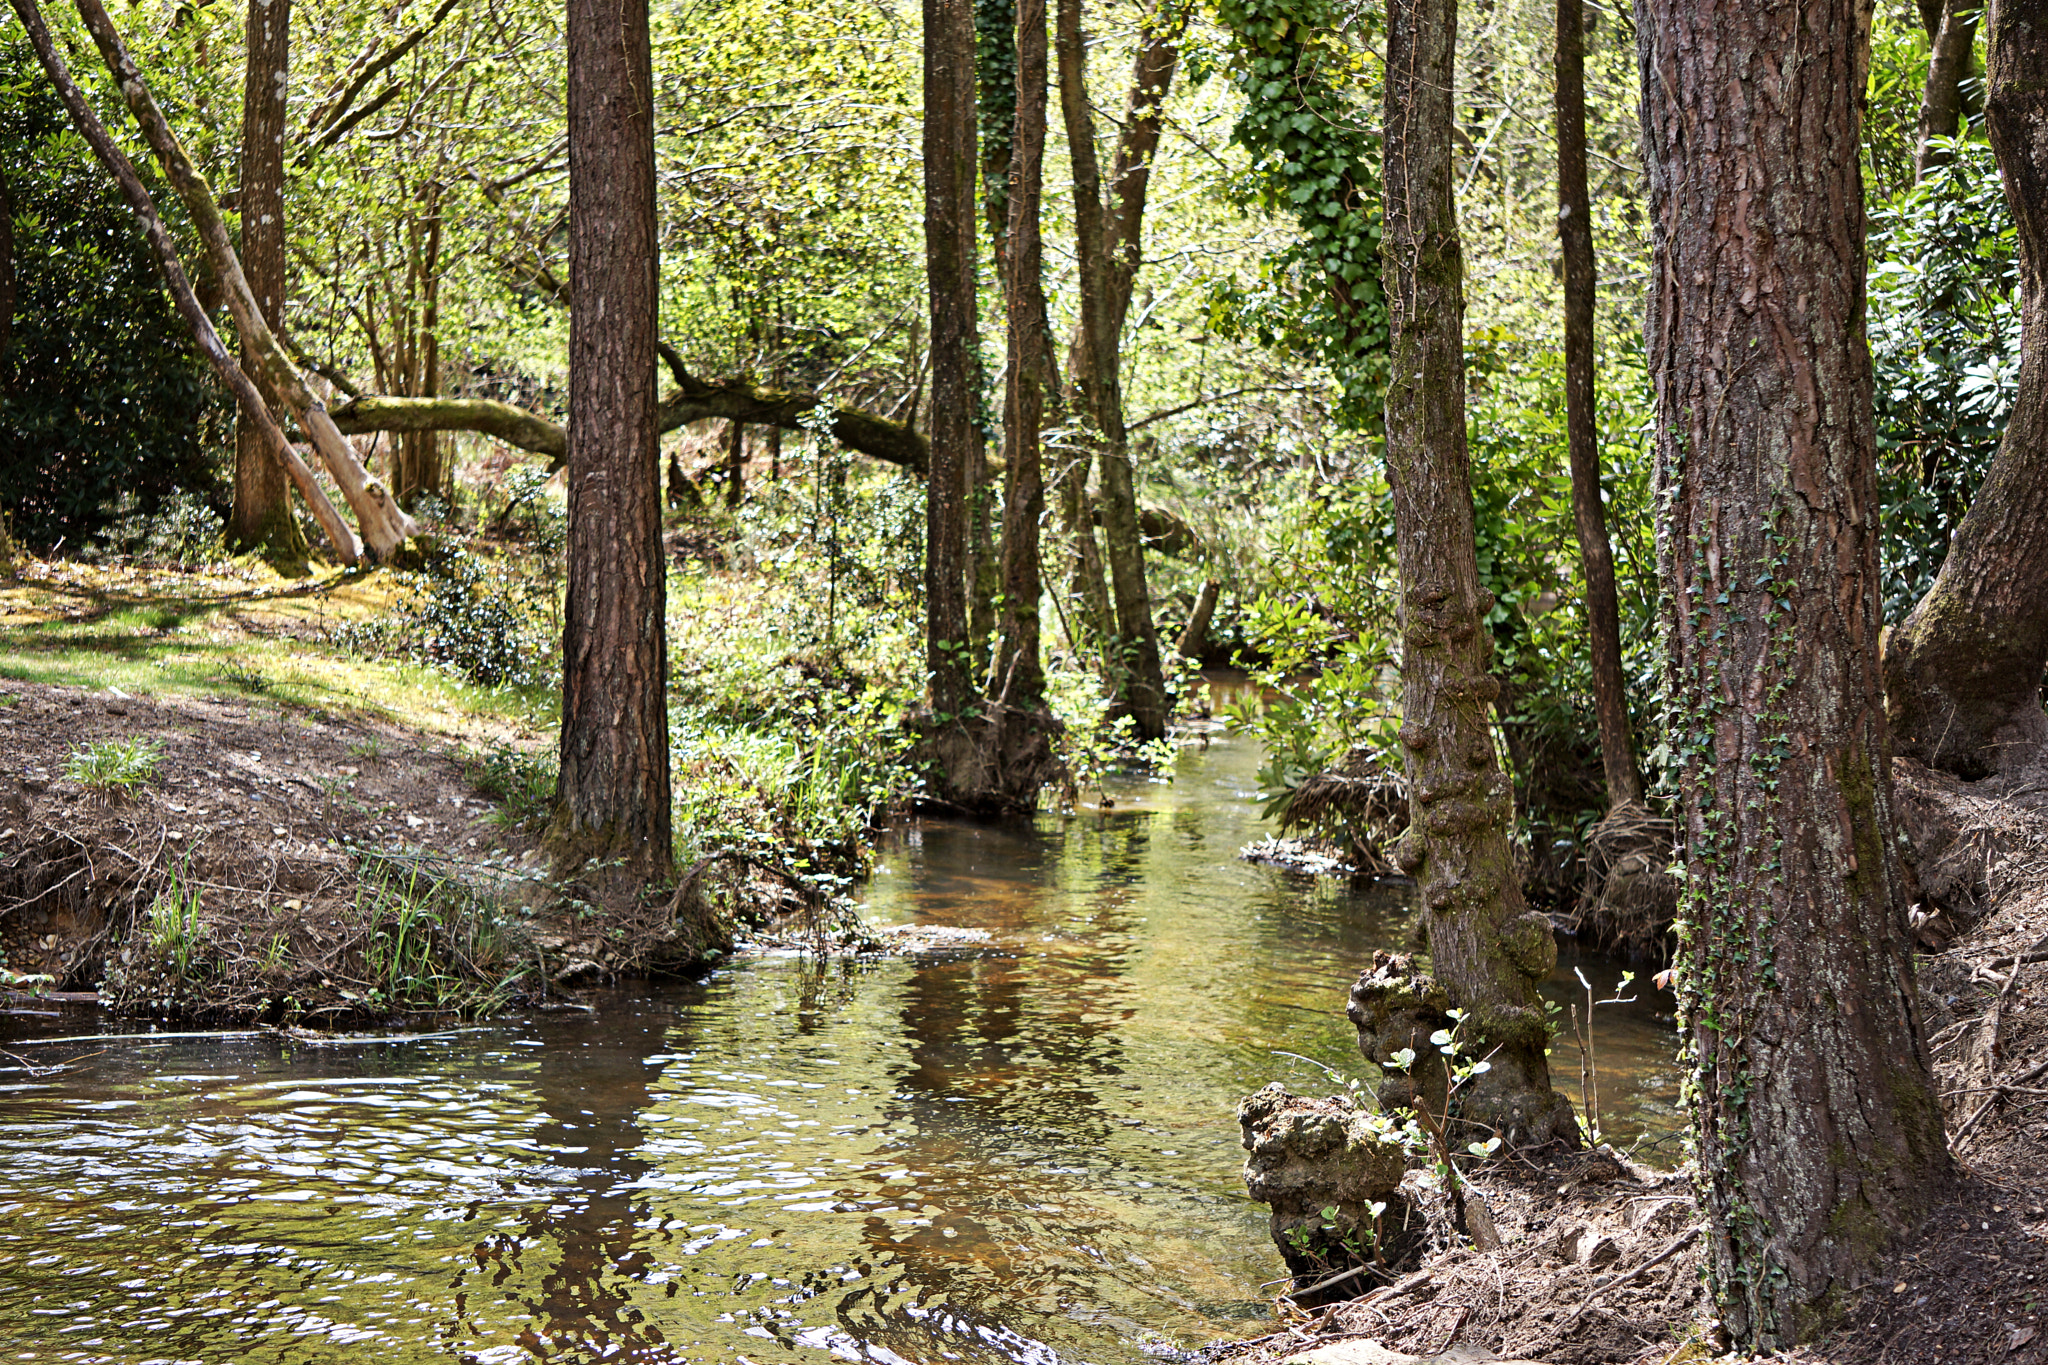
[
  {"left": 1372, "top": 0, "right": 1575, "bottom": 1147},
  {"left": 1886, "top": 4, "right": 2048, "bottom": 780},
  {"left": 1555, "top": 0, "right": 1639, "bottom": 809},
  {"left": 978, "top": 0, "right": 1017, "bottom": 273},
  {"left": 552, "top": 0, "right": 671, "bottom": 883},
  {"left": 923, "top": 0, "right": 979, "bottom": 728},
  {"left": 1056, "top": 0, "right": 1176, "bottom": 739},
  {"left": 1638, "top": 0, "right": 1951, "bottom": 1346},
  {"left": 1914, "top": 0, "right": 1981, "bottom": 182},
  {"left": 230, "top": 0, "right": 305, "bottom": 559},
  {"left": 392, "top": 191, "right": 444, "bottom": 507},
  {"left": 70, "top": 0, "right": 419, "bottom": 560},
  {"left": 8, "top": 0, "right": 359, "bottom": 562}
]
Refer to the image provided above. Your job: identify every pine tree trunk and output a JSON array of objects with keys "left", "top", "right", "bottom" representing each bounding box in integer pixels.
[
  {"left": 1377, "top": 0, "right": 1574, "bottom": 1145},
  {"left": 230, "top": 0, "right": 306, "bottom": 560},
  {"left": 552, "top": 0, "right": 671, "bottom": 882},
  {"left": 1886, "top": 3, "right": 2048, "bottom": 780},
  {"left": 1914, "top": 0, "right": 1981, "bottom": 182},
  {"left": 1555, "top": 0, "right": 1639, "bottom": 809},
  {"left": 923, "top": 0, "right": 979, "bottom": 721},
  {"left": 1637, "top": 0, "right": 1952, "bottom": 1345},
  {"left": 1056, "top": 0, "right": 1178, "bottom": 740}
]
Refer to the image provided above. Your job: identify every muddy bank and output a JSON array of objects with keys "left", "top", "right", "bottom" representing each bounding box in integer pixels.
[
  {"left": 0, "top": 679, "right": 728, "bottom": 1022},
  {"left": 1209, "top": 756, "right": 2048, "bottom": 1365}
]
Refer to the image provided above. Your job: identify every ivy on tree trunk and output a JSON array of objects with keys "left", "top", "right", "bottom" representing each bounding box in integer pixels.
[{"left": 1638, "top": 0, "right": 1951, "bottom": 1344}]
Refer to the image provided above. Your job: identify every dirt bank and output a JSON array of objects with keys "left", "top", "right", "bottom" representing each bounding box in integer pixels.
[
  {"left": 1208, "top": 759, "right": 2048, "bottom": 1365},
  {"left": 0, "top": 678, "right": 726, "bottom": 1022}
]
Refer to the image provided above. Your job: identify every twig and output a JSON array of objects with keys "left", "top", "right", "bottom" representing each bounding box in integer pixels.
[
  {"left": 1561, "top": 1228, "right": 1698, "bottom": 1327},
  {"left": 1952, "top": 1054, "right": 2048, "bottom": 1151}
]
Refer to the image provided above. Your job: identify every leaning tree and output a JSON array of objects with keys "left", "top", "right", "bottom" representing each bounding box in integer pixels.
[
  {"left": 1883, "top": 0, "right": 2048, "bottom": 781},
  {"left": 1637, "top": 0, "right": 1951, "bottom": 1345}
]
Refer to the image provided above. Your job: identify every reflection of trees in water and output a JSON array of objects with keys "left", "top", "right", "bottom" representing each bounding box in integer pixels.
[
  {"left": 463, "top": 1002, "right": 684, "bottom": 1359},
  {"left": 837, "top": 813, "right": 1159, "bottom": 1357}
]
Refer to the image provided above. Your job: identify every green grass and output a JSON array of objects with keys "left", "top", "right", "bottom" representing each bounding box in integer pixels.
[{"left": 65, "top": 736, "right": 164, "bottom": 791}]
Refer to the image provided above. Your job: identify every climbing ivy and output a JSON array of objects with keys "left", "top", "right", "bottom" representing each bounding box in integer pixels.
[{"left": 1206, "top": 0, "right": 1388, "bottom": 431}]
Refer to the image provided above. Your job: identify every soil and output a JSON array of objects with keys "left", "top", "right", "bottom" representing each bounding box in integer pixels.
[
  {"left": 1206, "top": 759, "right": 2048, "bottom": 1365},
  {"left": 0, "top": 677, "right": 723, "bottom": 1023}
]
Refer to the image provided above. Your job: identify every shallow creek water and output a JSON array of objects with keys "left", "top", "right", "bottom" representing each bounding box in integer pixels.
[{"left": 0, "top": 734, "right": 1681, "bottom": 1364}]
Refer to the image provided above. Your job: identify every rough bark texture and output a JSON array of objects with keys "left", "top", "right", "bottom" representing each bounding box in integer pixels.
[
  {"left": 1556, "top": 0, "right": 1639, "bottom": 810},
  {"left": 1886, "top": 0, "right": 2048, "bottom": 779},
  {"left": 1376, "top": 0, "right": 1574, "bottom": 1147},
  {"left": 921, "top": 0, "right": 989, "bottom": 816},
  {"left": 230, "top": 0, "right": 304, "bottom": 559},
  {"left": 1637, "top": 0, "right": 1952, "bottom": 1345},
  {"left": 552, "top": 0, "right": 671, "bottom": 883},
  {"left": 389, "top": 187, "right": 445, "bottom": 507},
  {"left": 71, "top": 0, "right": 418, "bottom": 560},
  {"left": 1914, "top": 0, "right": 1982, "bottom": 182},
  {"left": 7, "top": 0, "right": 359, "bottom": 562},
  {"left": 1056, "top": 0, "right": 1177, "bottom": 740}
]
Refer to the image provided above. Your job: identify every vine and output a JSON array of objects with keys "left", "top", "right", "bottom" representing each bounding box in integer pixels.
[{"left": 1205, "top": 0, "right": 1388, "bottom": 431}]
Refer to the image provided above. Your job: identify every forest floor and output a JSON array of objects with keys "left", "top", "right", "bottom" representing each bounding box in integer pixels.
[{"left": 1205, "top": 761, "right": 2048, "bottom": 1365}]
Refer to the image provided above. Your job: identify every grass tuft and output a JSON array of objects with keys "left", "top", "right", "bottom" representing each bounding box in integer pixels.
[{"left": 65, "top": 736, "right": 163, "bottom": 792}]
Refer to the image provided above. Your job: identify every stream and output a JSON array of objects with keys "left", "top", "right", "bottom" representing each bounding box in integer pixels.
[{"left": 0, "top": 733, "right": 1680, "bottom": 1364}]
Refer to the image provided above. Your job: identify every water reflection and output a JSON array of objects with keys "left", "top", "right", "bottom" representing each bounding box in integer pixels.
[{"left": 0, "top": 734, "right": 1681, "bottom": 1364}]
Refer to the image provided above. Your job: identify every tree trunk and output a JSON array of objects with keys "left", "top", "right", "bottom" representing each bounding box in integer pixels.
[
  {"left": 1914, "top": 0, "right": 1981, "bottom": 183},
  {"left": 1374, "top": 0, "right": 1575, "bottom": 1146},
  {"left": 723, "top": 419, "right": 744, "bottom": 509},
  {"left": 1056, "top": 0, "right": 1177, "bottom": 739},
  {"left": 392, "top": 187, "right": 444, "bottom": 507},
  {"left": 923, "top": 0, "right": 979, "bottom": 726},
  {"left": 1555, "top": 0, "right": 1639, "bottom": 809},
  {"left": 1886, "top": 3, "right": 2048, "bottom": 780},
  {"left": 229, "top": 0, "right": 306, "bottom": 560},
  {"left": 69, "top": 0, "right": 419, "bottom": 560},
  {"left": 552, "top": 0, "right": 671, "bottom": 883},
  {"left": 995, "top": 0, "right": 1050, "bottom": 721},
  {"left": 8, "top": 0, "right": 360, "bottom": 562},
  {"left": 978, "top": 0, "right": 1016, "bottom": 274},
  {"left": 0, "top": 164, "right": 13, "bottom": 366},
  {"left": 1637, "top": 0, "right": 1952, "bottom": 1345}
]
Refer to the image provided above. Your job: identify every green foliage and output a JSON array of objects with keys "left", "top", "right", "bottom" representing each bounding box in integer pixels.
[
  {"left": 0, "top": 38, "right": 231, "bottom": 550},
  {"left": 1206, "top": 0, "right": 1388, "bottom": 429},
  {"left": 65, "top": 736, "right": 164, "bottom": 792},
  {"left": 396, "top": 540, "right": 559, "bottom": 691},
  {"left": 1868, "top": 138, "right": 2019, "bottom": 618},
  {"left": 147, "top": 861, "right": 209, "bottom": 980},
  {"left": 350, "top": 850, "right": 524, "bottom": 1017}
]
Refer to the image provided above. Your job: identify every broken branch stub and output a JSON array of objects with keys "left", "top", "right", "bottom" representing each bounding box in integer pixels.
[{"left": 72, "top": 0, "right": 419, "bottom": 560}]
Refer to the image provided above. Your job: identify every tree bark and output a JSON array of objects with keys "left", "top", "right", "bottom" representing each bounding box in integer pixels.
[
  {"left": 995, "top": 0, "right": 1050, "bottom": 720},
  {"left": 1056, "top": 0, "right": 1177, "bottom": 739},
  {"left": 8, "top": 0, "right": 359, "bottom": 562},
  {"left": 1637, "top": 0, "right": 1952, "bottom": 1345},
  {"left": 1914, "top": 0, "right": 1981, "bottom": 183},
  {"left": 69, "top": 0, "right": 419, "bottom": 560},
  {"left": 923, "top": 0, "right": 979, "bottom": 724},
  {"left": 229, "top": 0, "right": 305, "bottom": 559},
  {"left": 551, "top": 0, "right": 671, "bottom": 882},
  {"left": 1555, "top": 0, "right": 1639, "bottom": 809},
  {"left": 1886, "top": 3, "right": 2048, "bottom": 780},
  {"left": 391, "top": 184, "right": 445, "bottom": 507},
  {"left": 723, "top": 419, "right": 744, "bottom": 509},
  {"left": 1376, "top": 0, "right": 1575, "bottom": 1146}
]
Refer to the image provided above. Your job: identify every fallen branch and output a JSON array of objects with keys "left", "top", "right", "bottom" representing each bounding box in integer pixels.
[{"left": 1952, "top": 1053, "right": 2048, "bottom": 1151}]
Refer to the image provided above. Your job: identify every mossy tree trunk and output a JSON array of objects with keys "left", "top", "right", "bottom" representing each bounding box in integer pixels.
[
  {"left": 1556, "top": 0, "right": 1638, "bottom": 811},
  {"left": 1638, "top": 0, "right": 1952, "bottom": 1345},
  {"left": 1056, "top": 0, "right": 1178, "bottom": 740},
  {"left": 551, "top": 0, "right": 671, "bottom": 884},
  {"left": 1885, "top": 1, "right": 2048, "bottom": 780},
  {"left": 1378, "top": 0, "right": 1575, "bottom": 1146},
  {"left": 0, "top": 164, "right": 12, "bottom": 365}
]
